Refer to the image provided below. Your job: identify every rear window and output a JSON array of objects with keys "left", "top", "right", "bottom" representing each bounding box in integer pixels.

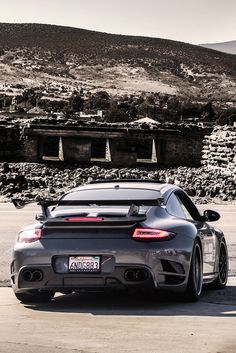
[{"left": 62, "top": 188, "right": 161, "bottom": 201}]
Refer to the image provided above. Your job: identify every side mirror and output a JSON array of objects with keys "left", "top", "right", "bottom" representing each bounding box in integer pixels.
[{"left": 203, "top": 210, "right": 220, "bottom": 222}]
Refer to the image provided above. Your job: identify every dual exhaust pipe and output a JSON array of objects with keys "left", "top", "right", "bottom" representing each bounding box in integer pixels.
[
  {"left": 22, "top": 268, "right": 148, "bottom": 283},
  {"left": 22, "top": 269, "right": 43, "bottom": 282},
  {"left": 124, "top": 269, "right": 148, "bottom": 282}
]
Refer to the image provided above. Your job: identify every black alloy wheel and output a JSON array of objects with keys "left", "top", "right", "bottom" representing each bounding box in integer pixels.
[
  {"left": 184, "top": 241, "right": 203, "bottom": 302},
  {"left": 213, "top": 240, "right": 228, "bottom": 289}
]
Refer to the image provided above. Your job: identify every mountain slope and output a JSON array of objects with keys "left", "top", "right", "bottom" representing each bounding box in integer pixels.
[
  {"left": 200, "top": 40, "right": 236, "bottom": 55},
  {"left": 0, "top": 23, "right": 235, "bottom": 74},
  {"left": 0, "top": 23, "right": 236, "bottom": 102}
]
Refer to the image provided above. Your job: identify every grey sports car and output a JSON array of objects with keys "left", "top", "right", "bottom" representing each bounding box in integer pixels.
[{"left": 11, "top": 180, "right": 228, "bottom": 303}]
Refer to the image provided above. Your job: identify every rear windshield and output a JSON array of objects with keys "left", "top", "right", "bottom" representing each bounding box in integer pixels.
[{"left": 62, "top": 188, "right": 161, "bottom": 201}]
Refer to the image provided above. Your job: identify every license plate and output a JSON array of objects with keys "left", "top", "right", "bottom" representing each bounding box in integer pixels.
[{"left": 68, "top": 256, "right": 100, "bottom": 273}]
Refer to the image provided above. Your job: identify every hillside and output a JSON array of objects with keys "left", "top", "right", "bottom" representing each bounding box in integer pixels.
[
  {"left": 200, "top": 40, "right": 236, "bottom": 55},
  {"left": 0, "top": 23, "right": 236, "bottom": 103}
]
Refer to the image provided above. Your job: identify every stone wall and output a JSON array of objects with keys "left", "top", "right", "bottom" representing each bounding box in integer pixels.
[
  {"left": 62, "top": 137, "right": 91, "bottom": 162},
  {"left": 157, "top": 133, "right": 204, "bottom": 167},
  {"left": 202, "top": 126, "right": 236, "bottom": 175},
  {"left": 109, "top": 138, "right": 137, "bottom": 167}
]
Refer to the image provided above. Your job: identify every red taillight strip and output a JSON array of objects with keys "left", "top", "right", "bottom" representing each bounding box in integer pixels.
[
  {"left": 18, "top": 228, "right": 42, "bottom": 243},
  {"left": 65, "top": 217, "right": 104, "bottom": 222},
  {"left": 132, "top": 228, "right": 175, "bottom": 240}
]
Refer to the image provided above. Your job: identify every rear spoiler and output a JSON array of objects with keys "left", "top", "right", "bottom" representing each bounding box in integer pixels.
[
  {"left": 12, "top": 197, "right": 165, "bottom": 219},
  {"left": 12, "top": 199, "right": 58, "bottom": 219}
]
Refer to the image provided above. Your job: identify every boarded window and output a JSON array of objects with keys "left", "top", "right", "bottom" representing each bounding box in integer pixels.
[
  {"left": 42, "top": 137, "right": 60, "bottom": 160},
  {"left": 91, "top": 138, "right": 106, "bottom": 159},
  {"left": 136, "top": 139, "right": 152, "bottom": 160}
]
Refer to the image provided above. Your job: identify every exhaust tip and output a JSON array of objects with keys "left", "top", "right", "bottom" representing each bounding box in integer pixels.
[
  {"left": 124, "top": 269, "right": 149, "bottom": 282},
  {"left": 124, "top": 269, "right": 136, "bottom": 282},
  {"left": 22, "top": 270, "right": 33, "bottom": 282},
  {"left": 136, "top": 269, "right": 148, "bottom": 281},
  {"left": 33, "top": 270, "right": 43, "bottom": 281},
  {"left": 21, "top": 269, "right": 43, "bottom": 282}
]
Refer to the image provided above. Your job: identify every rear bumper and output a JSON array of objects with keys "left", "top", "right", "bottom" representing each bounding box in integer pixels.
[
  {"left": 11, "top": 236, "right": 193, "bottom": 294},
  {"left": 12, "top": 265, "right": 188, "bottom": 294}
]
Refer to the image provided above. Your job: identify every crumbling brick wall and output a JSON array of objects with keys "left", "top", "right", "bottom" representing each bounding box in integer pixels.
[{"left": 202, "top": 126, "right": 236, "bottom": 175}]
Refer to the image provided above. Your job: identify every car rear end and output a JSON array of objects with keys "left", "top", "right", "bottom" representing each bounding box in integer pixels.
[{"left": 11, "top": 184, "right": 193, "bottom": 295}]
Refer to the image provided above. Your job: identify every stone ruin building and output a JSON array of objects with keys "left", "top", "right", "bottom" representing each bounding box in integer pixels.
[{"left": 0, "top": 121, "right": 212, "bottom": 167}]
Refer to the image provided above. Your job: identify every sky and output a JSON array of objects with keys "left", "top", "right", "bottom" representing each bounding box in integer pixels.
[{"left": 0, "top": 0, "right": 236, "bottom": 44}]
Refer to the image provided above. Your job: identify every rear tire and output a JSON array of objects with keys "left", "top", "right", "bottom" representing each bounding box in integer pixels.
[
  {"left": 184, "top": 240, "right": 203, "bottom": 302},
  {"left": 211, "top": 239, "right": 228, "bottom": 289},
  {"left": 14, "top": 290, "right": 55, "bottom": 303}
]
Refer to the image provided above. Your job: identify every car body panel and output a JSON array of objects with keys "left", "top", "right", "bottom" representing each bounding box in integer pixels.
[{"left": 11, "top": 180, "right": 227, "bottom": 298}]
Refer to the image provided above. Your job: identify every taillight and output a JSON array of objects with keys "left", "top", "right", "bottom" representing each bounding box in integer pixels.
[
  {"left": 18, "top": 228, "right": 42, "bottom": 243},
  {"left": 65, "top": 217, "right": 104, "bottom": 222},
  {"left": 132, "top": 228, "right": 175, "bottom": 241}
]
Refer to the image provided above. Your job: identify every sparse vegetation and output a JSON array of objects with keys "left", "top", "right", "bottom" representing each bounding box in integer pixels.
[{"left": 0, "top": 23, "right": 235, "bottom": 122}]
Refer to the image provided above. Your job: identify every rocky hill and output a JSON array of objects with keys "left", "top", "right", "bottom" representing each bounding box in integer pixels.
[{"left": 0, "top": 23, "right": 236, "bottom": 103}]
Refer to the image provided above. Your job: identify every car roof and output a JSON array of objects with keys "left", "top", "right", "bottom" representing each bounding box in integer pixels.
[{"left": 70, "top": 180, "right": 179, "bottom": 196}]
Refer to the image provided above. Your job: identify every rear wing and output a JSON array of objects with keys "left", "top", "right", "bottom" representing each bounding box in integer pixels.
[{"left": 12, "top": 197, "right": 165, "bottom": 220}]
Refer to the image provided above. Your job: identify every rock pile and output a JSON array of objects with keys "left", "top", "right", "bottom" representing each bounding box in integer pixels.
[
  {"left": 202, "top": 126, "right": 236, "bottom": 175},
  {"left": 0, "top": 163, "right": 235, "bottom": 203}
]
